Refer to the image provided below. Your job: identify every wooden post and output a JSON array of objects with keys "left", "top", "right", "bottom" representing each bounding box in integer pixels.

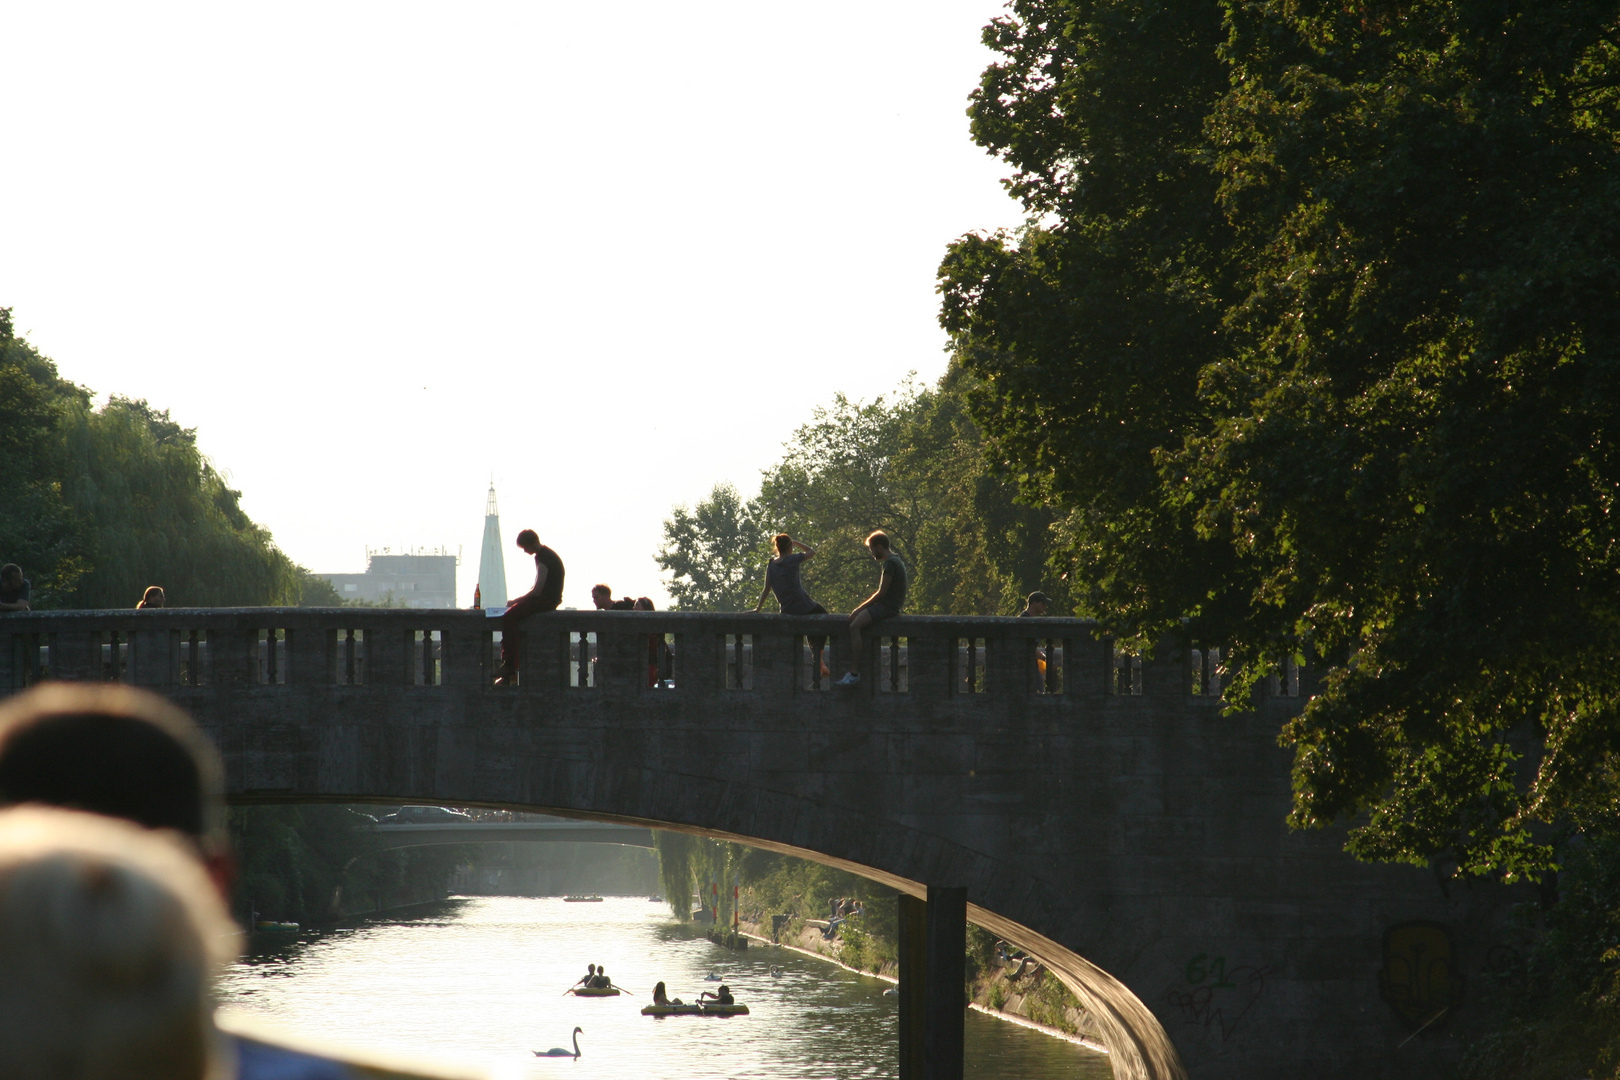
[
  {"left": 924, "top": 885, "right": 966, "bottom": 1080},
  {"left": 898, "top": 892, "right": 928, "bottom": 1080}
]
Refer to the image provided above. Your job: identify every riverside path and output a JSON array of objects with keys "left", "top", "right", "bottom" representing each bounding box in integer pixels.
[{"left": 2, "top": 608, "right": 1512, "bottom": 1080}]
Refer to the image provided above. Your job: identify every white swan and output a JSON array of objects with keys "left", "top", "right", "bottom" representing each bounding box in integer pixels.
[{"left": 534, "top": 1027, "right": 583, "bottom": 1058}]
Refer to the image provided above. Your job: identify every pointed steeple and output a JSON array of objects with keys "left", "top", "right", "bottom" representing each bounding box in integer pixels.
[{"left": 476, "top": 482, "right": 508, "bottom": 609}]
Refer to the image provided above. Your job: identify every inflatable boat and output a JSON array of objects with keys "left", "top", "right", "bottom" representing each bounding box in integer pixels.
[{"left": 640, "top": 1003, "right": 750, "bottom": 1017}]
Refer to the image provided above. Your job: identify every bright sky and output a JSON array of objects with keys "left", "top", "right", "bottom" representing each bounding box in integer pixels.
[{"left": 1, "top": 1, "right": 1024, "bottom": 608}]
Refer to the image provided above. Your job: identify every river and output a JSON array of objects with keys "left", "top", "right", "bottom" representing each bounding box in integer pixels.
[{"left": 219, "top": 896, "right": 1112, "bottom": 1080}]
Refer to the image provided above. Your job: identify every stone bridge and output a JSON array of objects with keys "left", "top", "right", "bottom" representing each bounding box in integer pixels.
[{"left": 1, "top": 608, "right": 1507, "bottom": 1080}]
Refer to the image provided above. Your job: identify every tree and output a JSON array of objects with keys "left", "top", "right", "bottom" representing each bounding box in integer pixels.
[
  {"left": 0, "top": 309, "right": 310, "bottom": 608},
  {"left": 656, "top": 380, "right": 1068, "bottom": 615},
  {"left": 939, "top": 1, "right": 1620, "bottom": 879},
  {"left": 655, "top": 483, "right": 765, "bottom": 612}
]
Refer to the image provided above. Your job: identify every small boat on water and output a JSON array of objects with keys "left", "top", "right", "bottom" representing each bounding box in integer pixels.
[
  {"left": 563, "top": 895, "right": 604, "bottom": 903},
  {"left": 570, "top": 986, "right": 621, "bottom": 997},
  {"left": 647, "top": 894, "right": 664, "bottom": 903},
  {"left": 255, "top": 921, "right": 300, "bottom": 932},
  {"left": 640, "top": 1003, "right": 750, "bottom": 1017}
]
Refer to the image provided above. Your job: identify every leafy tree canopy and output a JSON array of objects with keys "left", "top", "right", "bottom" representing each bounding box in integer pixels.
[
  {"left": 939, "top": 1, "right": 1620, "bottom": 879},
  {"left": 1, "top": 309, "right": 307, "bottom": 607},
  {"left": 657, "top": 377, "right": 1064, "bottom": 615}
]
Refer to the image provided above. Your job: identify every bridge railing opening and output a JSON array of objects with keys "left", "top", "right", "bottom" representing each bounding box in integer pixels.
[{"left": 0, "top": 610, "right": 1311, "bottom": 708}]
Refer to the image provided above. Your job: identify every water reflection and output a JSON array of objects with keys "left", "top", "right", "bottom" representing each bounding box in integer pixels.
[{"left": 219, "top": 896, "right": 1110, "bottom": 1080}]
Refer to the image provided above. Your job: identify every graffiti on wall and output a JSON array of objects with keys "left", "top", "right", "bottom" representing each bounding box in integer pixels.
[
  {"left": 1378, "top": 921, "right": 1464, "bottom": 1031},
  {"left": 1166, "top": 953, "right": 1275, "bottom": 1043}
]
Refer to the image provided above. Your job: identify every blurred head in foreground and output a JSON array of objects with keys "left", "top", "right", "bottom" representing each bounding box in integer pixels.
[
  {"left": 0, "top": 805, "right": 236, "bottom": 1080},
  {"left": 0, "top": 683, "right": 226, "bottom": 875}
]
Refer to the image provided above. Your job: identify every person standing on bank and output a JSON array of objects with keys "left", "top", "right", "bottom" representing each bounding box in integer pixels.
[
  {"left": 752, "top": 534, "right": 830, "bottom": 678},
  {"left": 497, "top": 530, "right": 565, "bottom": 687},
  {"left": 833, "top": 532, "right": 906, "bottom": 688}
]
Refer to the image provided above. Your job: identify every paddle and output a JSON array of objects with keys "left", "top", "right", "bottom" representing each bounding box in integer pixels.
[{"left": 609, "top": 983, "right": 636, "bottom": 996}]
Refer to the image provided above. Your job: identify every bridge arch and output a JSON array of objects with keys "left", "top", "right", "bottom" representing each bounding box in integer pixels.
[{"left": 4, "top": 608, "right": 1508, "bottom": 1080}]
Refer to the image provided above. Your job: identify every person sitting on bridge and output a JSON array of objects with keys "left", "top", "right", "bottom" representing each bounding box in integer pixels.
[
  {"left": 699, "top": 984, "right": 734, "bottom": 1006},
  {"left": 752, "top": 534, "right": 830, "bottom": 679},
  {"left": 0, "top": 805, "right": 237, "bottom": 1080},
  {"left": 138, "top": 585, "right": 166, "bottom": 608},
  {"left": 634, "top": 597, "right": 672, "bottom": 687},
  {"left": 833, "top": 532, "right": 907, "bottom": 689},
  {"left": 576, "top": 963, "right": 597, "bottom": 987},
  {"left": 0, "top": 683, "right": 355, "bottom": 1080},
  {"left": 591, "top": 585, "right": 636, "bottom": 610},
  {"left": 0, "top": 564, "right": 30, "bottom": 612},
  {"left": 497, "top": 529, "right": 565, "bottom": 687}
]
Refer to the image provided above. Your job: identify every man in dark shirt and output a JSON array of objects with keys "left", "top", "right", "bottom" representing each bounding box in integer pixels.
[
  {"left": 834, "top": 532, "right": 907, "bottom": 688},
  {"left": 497, "top": 530, "right": 565, "bottom": 687},
  {"left": 0, "top": 565, "right": 31, "bottom": 612}
]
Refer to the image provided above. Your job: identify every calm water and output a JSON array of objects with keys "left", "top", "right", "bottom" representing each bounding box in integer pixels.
[{"left": 219, "top": 896, "right": 1111, "bottom": 1080}]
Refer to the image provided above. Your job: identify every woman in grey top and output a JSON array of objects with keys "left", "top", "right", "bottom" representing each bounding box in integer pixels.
[{"left": 752, "top": 534, "right": 829, "bottom": 678}]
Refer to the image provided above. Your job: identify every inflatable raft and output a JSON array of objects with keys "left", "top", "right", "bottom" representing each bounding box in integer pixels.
[
  {"left": 570, "top": 987, "right": 621, "bottom": 997},
  {"left": 640, "top": 1003, "right": 750, "bottom": 1017}
]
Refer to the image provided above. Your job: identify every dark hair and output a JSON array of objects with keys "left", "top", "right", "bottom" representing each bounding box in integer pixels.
[
  {"left": 515, "top": 529, "right": 538, "bottom": 547},
  {"left": 591, "top": 584, "right": 611, "bottom": 596},
  {"left": 865, "top": 531, "right": 890, "bottom": 551},
  {"left": 1026, "top": 591, "right": 1051, "bottom": 605},
  {"left": 774, "top": 534, "right": 791, "bottom": 556},
  {"left": 139, "top": 586, "right": 165, "bottom": 608},
  {"left": 0, "top": 564, "right": 19, "bottom": 581},
  {"left": 634, "top": 597, "right": 654, "bottom": 611},
  {"left": 0, "top": 684, "right": 224, "bottom": 847}
]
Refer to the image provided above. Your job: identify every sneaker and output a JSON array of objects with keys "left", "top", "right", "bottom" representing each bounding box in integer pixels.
[{"left": 833, "top": 672, "right": 861, "bottom": 688}]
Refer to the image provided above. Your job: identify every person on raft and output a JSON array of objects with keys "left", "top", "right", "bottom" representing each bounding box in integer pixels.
[
  {"left": 652, "top": 981, "right": 684, "bottom": 1007},
  {"left": 575, "top": 964, "right": 597, "bottom": 988},
  {"left": 699, "top": 984, "right": 735, "bottom": 1006},
  {"left": 590, "top": 966, "right": 611, "bottom": 989}
]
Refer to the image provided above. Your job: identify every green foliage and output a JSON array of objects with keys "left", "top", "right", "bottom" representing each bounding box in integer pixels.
[
  {"left": 0, "top": 310, "right": 305, "bottom": 608},
  {"left": 655, "top": 484, "right": 766, "bottom": 612},
  {"left": 229, "top": 804, "right": 470, "bottom": 924},
  {"left": 658, "top": 378, "right": 1067, "bottom": 615},
  {"left": 299, "top": 573, "right": 345, "bottom": 606},
  {"left": 938, "top": 1, "right": 1620, "bottom": 877},
  {"left": 1458, "top": 836, "right": 1620, "bottom": 1079}
]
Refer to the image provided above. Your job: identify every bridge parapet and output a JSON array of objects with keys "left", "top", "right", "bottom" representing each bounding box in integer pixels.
[{"left": 0, "top": 608, "right": 1302, "bottom": 711}]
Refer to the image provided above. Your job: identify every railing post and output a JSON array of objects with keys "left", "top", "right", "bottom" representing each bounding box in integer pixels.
[
  {"left": 749, "top": 623, "right": 795, "bottom": 695},
  {"left": 906, "top": 626, "right": 951, "bottom": 703},
  {"left": 1065, "top": 627, "right": 1108, "bottom": 699},
  {"left": 366, "top": 619, "right": 406, "bottom": 687},
  {"left": 129, "top": 629, "right": 177, "bottom": 687},
  {"left": 49, "top": 630, "right": 100, "bottom": 682},
  {"left": 211, "top": 626, "right": 258, "bottom": 687},
  {"left": 981, "top": 630, "right": 1025, "bottom": 697},
  {"left": 595, "top": 622, "right": 643, "bottom": 694},
  {"left": 286, "top": 625, "right": 327, "bottom": 687},
  {"left": 440, "top": 619, "right": 483, "bottom": 689}
]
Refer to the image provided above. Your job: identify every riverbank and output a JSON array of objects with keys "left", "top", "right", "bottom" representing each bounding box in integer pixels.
[{"left": 737, "top": 917, "right": 1108, "bottom": 1056}]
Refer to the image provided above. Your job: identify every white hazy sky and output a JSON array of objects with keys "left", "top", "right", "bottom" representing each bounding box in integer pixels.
[{"left": 1, "top": 0, "right": 1024, "bottom": 608}]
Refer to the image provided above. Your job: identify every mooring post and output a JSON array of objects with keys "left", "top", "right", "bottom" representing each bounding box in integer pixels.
[
  {"left": 924, "top": 886, "right": 966, "bottom": 1080},
  {"left": 898, "top": 892, "right": 928, "bottom": 1079}
]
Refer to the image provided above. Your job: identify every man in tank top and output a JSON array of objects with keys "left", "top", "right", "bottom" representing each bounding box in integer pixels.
[{"left": 497, "top": 529, "right": 565, "bottom": 686}]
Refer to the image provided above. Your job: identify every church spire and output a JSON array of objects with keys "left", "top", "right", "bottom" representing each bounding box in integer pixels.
[{"left": 476, "top": 482, "right": 508, "bottom": 609}]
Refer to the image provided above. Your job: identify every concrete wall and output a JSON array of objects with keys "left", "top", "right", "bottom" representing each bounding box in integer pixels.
[{"left": 0, "top": 609, "right": 1513, "bottom": 1080}]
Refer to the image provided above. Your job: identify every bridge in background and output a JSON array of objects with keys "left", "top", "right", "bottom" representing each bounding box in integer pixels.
[
  {"left": 1, "top": 608, "right": 1510, "bottom": 1080},
  {"left": 372, "top": 817, "right": 655, "bottom": 849}
]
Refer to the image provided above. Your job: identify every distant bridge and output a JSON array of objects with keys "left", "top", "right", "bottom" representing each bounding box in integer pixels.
[
  {"left": 372, "top": 818, "right": 655, "bottom": 849},
  {"left": 1, "top": 608, "right": 1510, "bottom": 1080}
]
